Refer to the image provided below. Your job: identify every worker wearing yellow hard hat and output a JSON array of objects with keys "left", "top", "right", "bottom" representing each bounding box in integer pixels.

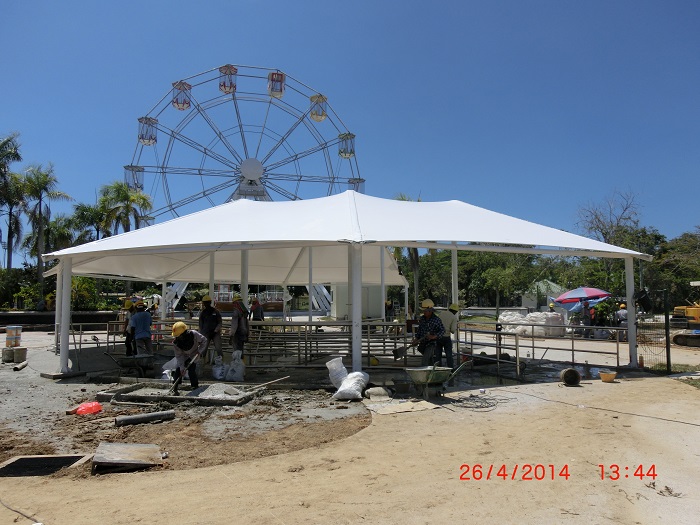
[
  {"left": 170, "top": 321, "right": 208, "bottom": 394},
  {"left": 615, "top": 303, "right": 629, "bottom": 342},
  {"left": 435, "top": 303, "right": 460, "bottom": 373}
]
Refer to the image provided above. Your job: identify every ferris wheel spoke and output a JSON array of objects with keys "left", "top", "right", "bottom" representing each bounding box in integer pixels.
[
  {"left": 138, "top": 165, "right": 236, "bottom": 178},
  {"left": 189, "top": 94, "right": 244, "bottom": 164},
  {"left": 264, "top": 172, "right": 338, "bottom": 184},
  {"left": 264, "top": 139, "right": 340, "bottom": 172},
  {"left": 150, "top": 178, "right": 241, "bottom": 217},
  {"left": 260, "top": 108, "right": 311, "bottom": 165},
  {"left": 156, "top": 123, "right": 239, "bottom": 170},
  {"left": 263, "top": 181, "right": 301, "bottom": 201},
  {"left": 232, "top": 95, "right": 249, "bottom": 159}
]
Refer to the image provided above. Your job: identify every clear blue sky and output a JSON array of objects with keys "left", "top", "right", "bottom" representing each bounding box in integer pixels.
[{"left": 3, "top": 1, "right": 699, "bottom": 251}]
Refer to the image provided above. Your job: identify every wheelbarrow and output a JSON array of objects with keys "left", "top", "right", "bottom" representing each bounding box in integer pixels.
[
  {"left": 404, "top": 359, "right": 471, "bottom": 399},
  {"left": 104, "top": 353, "right": 155, "bottom": 377}
]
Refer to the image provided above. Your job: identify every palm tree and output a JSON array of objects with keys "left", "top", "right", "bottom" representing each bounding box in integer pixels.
[
  {"left": 98, "top": 181, "right": 152, "bottom": 234},
  {"left": 0, "top": 133, "right": 22, "bottom": 180},
  {"left": 23, "top": 164, "right": 72, "bottom": 293},
  {"left": 71, "top": 202, "right": 111, "bottom": 244},
  {"left": 0, "top": 172, "right": 26, "bottom": 269},
  {"left": 23, "top": 213, "right": 75, "bottom": 257}
]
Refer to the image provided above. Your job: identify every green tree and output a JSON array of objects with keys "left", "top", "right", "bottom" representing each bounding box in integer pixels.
[
  {"left": 652, "top": 228, "right": 700, "bottom": 308},
  {"left": 98, "top": 181, "right": 152, "bottom": 234},
  {"left": 0, "top": 172, "right": 26, "bottom": 269},
  {"left": 71, "top": 202, "right": 111, "bottom": 244},
  {"left": 22, "top": 164, "right": 72, "bottom": 294},
  {"left": 0, "top": 133, "right": 22, "bottom": 180}
]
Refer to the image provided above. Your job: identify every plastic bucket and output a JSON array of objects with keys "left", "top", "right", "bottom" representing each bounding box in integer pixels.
[
  {"left": 2, "top": 347, "right": 14, "bottom": 363},
  {"left": 13, "top": 347, "right": 27, "bottom": 363},
  {"left": 5, "top": 335, "right": 20, "bottom": 347},
  {"left": 560, "top": 368, "right": 581, "bottom": 386},
  {"left": 6, "top": 325, "right": 22, "bottom": 337}
]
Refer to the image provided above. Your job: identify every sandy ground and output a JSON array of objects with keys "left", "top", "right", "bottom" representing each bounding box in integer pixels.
[{"left": 1, "top": 332, "right": 699, "bottom": 524}]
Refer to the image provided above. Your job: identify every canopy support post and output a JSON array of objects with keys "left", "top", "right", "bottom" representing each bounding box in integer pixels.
[
  {"left": 59, "top": 257, "right": 72, "bottom": 373},
  {"left": 625, "top": 256, "right": 638, "bottom": 367},
  {"left": 209, "top": 252, "right": 215, "bottom": 299},
  {"left": 308, "top": 247, "right": 313, "bottom": 322},
  {"left": 380, "top": 247, "right": 386, "bottom": 321},
  {"left": 350, "top": 243, "right": 362, "bottom": 372},
  {"left": 241, "top": 250, "right": 249, "bottom": 306},
  {"left": 451, "top": 248, "right": 458, "bottom": 306},
  {"left": 54, "top": 261, "right": 63, "bottom": 353}
]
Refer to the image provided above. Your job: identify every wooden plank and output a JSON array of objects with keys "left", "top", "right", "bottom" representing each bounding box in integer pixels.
[{"left": 93, "top": 442, "right": 163, "bottom": 468}]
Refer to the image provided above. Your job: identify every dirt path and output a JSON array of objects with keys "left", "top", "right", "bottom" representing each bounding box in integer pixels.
[{"left": 2, "top": 374, "right": 699, "bottom": 525}]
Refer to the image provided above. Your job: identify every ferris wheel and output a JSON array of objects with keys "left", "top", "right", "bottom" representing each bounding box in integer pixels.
[{"left": 125, "top": 64, "right": 363, "bottom": 220}]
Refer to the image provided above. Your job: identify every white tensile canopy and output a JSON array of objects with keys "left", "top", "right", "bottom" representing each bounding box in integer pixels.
[{"left": 44, "top": 190, "right": 651, "bottom": 373}]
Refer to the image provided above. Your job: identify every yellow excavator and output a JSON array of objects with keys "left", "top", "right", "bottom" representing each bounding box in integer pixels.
[{"left": 670, "top": 281, "right": 700, "bottom": 346}]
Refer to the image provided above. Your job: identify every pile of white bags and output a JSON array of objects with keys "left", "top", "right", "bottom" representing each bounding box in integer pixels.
[
  {"left": 498, "top": 311, "right": 565, "bottom": 337},
  {"left": 326, "top": 357, "right": 348, "bottom": 388},
  {"left": 326, "top": 357, "right": 369, "bottom": 400}
]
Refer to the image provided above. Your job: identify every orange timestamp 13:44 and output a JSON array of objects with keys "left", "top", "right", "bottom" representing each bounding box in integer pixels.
[{"left": 599, "top": 464, "right": 657, "bottom": 480}]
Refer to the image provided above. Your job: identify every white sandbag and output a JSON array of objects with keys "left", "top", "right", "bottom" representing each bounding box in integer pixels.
[
  {"left": 332, "top": 371, "right": 369, "bottom": 400},
  {"left": 211, "top": 355, "right": 226, "bottom": 380},
  {"left": 326, "top": 356, "right": 348, "bottom": 388},
  {"left": 162, "top": 357, "right": 178, "bottom": 371},
  {"left": 225, "top": 350, "right": 245, "bottom": 382}
]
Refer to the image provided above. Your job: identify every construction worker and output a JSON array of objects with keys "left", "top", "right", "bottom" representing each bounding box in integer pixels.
[
  {"left": 199, "top": 295, "right": 223, "bottom": 362},
  {"left": 171, "top": 321, "right": 207, "bottom": 393},
  {"left": 435, "top": 303, "right": 459, "bottom": 370},
  {"left": 229, "top": 294, "right": 250, "bottom": 356},
  {"left": 548, "top": 302, "right": 556, "bottom": 312},
  {"left": 129, "top": 301, "right": 153, "bottom": 354},
  {"left": 615, "top": 303, "right": 629, "bottom": 342},
  {"left": 249, "top": 298, "right": 265, "bottom": 321},
  {"left": 411, "top": 299, "right": 445, "bottom": 366},
  {"left": 122, "top": 300, "right": 137, "bottom": 356}
]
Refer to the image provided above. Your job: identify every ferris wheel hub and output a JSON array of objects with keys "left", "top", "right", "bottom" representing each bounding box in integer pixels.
[{"left": 240, "top": 158, "right": 264, "bottom": 182}]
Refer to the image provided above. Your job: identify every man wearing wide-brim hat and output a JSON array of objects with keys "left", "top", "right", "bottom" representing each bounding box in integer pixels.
[
  {"left": 129, "top": 300, "right": 153, "bottom": 355},
  {"left": 411, "top": 299, "right": 445, "bottom": 366}
]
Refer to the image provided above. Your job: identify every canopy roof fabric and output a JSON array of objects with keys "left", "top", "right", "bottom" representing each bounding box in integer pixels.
[{"left": 44, "top": 191, "right": 649, "bottom": 284}]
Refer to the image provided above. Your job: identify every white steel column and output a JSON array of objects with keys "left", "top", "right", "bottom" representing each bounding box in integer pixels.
[
  {"left": 625, "top": 257, "right": 638, "bottom": 366},
  {"left": 380, "top": 248, "right": 386, "bottom": 321},
  {"left": 350, "top": 244, "right": 362, "bottom": 371},
  {"left": 308, "top": 247, "right": 313, "bottom": 322},
  {"left": 161, "top": 282, "right": 167, "bottom": 315},
  {"left": 54, "top": 261, "right": 63, "bottom": 353},
  {"left": 59, "top": 257, "right": 72, "bottom": 373},
  {"left": 451, "top": 248, "right": 458, "bottom": 306},
  {"left": 209, "top": 252, "right": 215, "bottom": 298},
  {"left": 241, "top": 250, "right": 249, "bottom": 306}
]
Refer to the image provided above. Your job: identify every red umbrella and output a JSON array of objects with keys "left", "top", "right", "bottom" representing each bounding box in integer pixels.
[{"left": 554, "top": 287, "right": 612, "bottom": 304}]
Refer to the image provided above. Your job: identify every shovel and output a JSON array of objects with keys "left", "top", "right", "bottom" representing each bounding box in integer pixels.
[{"left": 167, "top": 354, "right": 199, "bottom": 395}]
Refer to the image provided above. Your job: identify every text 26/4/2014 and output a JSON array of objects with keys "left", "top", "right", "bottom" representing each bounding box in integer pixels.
[{"left": 459, "top": 464, "right": 570, "bottom": 481}]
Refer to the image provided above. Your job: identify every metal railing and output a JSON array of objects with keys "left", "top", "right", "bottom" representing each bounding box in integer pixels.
[{"left": 456, "top": 320, "right": 625, "bottom": 369}]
